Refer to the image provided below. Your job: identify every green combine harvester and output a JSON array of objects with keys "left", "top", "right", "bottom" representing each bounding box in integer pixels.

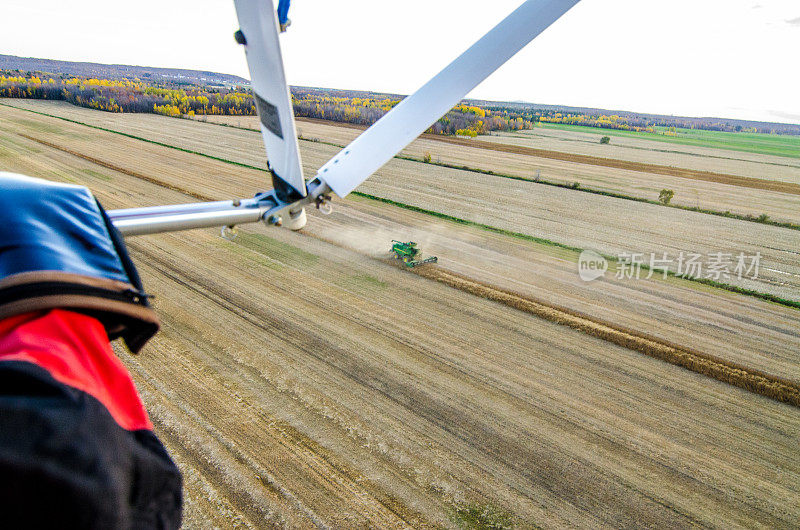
[{"left": 390, "top": 240, "right": 438, "bottom": 268}]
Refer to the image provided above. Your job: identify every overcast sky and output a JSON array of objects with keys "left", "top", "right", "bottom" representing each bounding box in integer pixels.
[{"left": 2, "top": 0, "right": 798, "bottom": 124}]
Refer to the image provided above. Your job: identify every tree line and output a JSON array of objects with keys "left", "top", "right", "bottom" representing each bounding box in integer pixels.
[
  {"left": 290, "top": 89, "right": 535, "bottom": 136},
  {"left": 5, "top": 70, "right": 788, "bottom": 136},
  {"left": 0, "top": 71, "right": 536, "bottom": 136},
  {"left": 0, "top": 73, "right": 255, "bottom": 116}
]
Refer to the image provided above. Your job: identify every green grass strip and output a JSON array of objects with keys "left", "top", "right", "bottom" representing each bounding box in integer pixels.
[
  {"left": 682, "top": 276, "right": 800, "bottom": 309},
  {"left": 4, "top": 101, "right": 798, "bottom": 310}
]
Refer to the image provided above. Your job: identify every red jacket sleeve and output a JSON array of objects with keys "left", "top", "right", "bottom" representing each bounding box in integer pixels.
[
  {"left": 0, "top": 310, "right": 181, "bottom": 528},
  {"left": 0, "top": 309, "right": 153, "bottom": 431}
]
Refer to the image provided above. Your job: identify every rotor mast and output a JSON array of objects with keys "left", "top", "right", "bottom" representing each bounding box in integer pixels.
[{"left": 108, "top": 0, "right": 581, "bottom": 237}]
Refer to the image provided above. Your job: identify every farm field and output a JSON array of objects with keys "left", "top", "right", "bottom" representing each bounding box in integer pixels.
[
  {"left": 211, "top": 113, "right": 800, "bottom": 185},
  {"left": 3, "top": 100, "right": 799, "bottom": 302},
  {"left": 1, "top": 106, "right": 799, "bottom": 528},
  {"left": 4, "top": 100, "right": 800, "bottom": 225},
  {"left": 2, "top": 107, "right": 800, "bottom": 382},
  {"left": 188, "top": 113, "right": 800, "bottom": 193},
  {"left": 485, "top": 127, "right": 800, "bottom": 184},
  {"left": 185, "top": 113, "right": 800, "bottom": 185},
  {"left": 534, "top": 122, "right": 800, "bottom": 160}
]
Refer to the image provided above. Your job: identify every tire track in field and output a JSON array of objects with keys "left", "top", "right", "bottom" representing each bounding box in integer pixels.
[
  {"left": 146, "top": 417, "right": 282, "bottom": 529},
  {"left": 22, "top": 130, "right": 800, "bottom": 407},
  {"left": 124, "top": 341, "right": 330, "bottom": 528}
]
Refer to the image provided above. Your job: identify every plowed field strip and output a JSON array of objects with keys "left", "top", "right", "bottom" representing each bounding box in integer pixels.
[{"left": 431, "top": 137, "right": 800, "bottom": 195}]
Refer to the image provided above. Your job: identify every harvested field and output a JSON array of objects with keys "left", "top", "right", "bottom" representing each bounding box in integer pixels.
[
  {"left": 1, "top": 102, "right": 797, "bottom": 364},
  {"left": 9, "top": 120, "right": 800, "bottom": 382},
  {"left": 1, "top": 106, "right": 800, "bottom": 528},
  {"left": 307, "top": 200, "right": 800, "bottom": 385},
  {"left": 354, "top": 157, "right": 800, "bottom": 300},
  {"left": 2, "top": 101, "right": 799, "bottom": 303},
  {"left": 5, "top": 100, "right": 800, "bottom": 225},
  {"left": 3, "top": 103, "right": 800, "bottom": 370}
]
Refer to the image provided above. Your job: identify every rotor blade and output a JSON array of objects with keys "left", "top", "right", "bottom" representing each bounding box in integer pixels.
[
  {"left": 316, "top": 0, "right": 580, "bottom": 198},
  {"left": 234, "top": 0, "right": 306, "bottom": 197}
]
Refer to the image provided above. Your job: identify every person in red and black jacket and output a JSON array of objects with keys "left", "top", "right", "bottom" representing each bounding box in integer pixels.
[{"left": 0, "top": 173, "right": 182, "bottom": 528}]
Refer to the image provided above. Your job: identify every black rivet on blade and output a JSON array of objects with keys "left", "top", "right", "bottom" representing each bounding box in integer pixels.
[{"left": 234, "top": 30, "right": 247, "bottom": 45}]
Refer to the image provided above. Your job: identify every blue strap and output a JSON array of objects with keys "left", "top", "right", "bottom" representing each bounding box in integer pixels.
[{"left": 277, "top": 0, "right": 290, "bottom": 25}]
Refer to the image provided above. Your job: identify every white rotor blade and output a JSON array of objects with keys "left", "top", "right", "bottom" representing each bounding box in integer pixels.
[
  {"left": 234, "top": 0, "right": 306, "bottom": 196},
  {"left": 317, "top": 0, "right": 580, "bottom": 198}
]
